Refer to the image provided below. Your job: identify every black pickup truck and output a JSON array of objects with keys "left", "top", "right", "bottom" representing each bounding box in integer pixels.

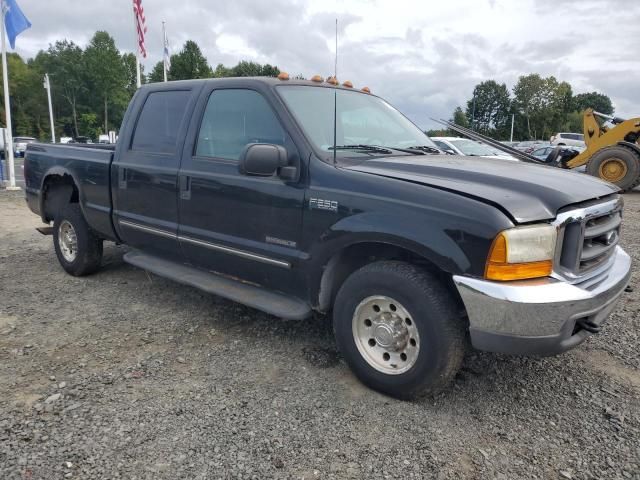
[{"left": 24, "top": 77, "right": 631, "bottom": 399}]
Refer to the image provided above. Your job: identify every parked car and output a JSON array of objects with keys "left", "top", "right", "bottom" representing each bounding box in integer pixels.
[
  {"left": 13, "top": 136, "right": 36, "bottom": 157},
  {"left": 431, "top": 137, "right": 518, "bottom": 161},
  {"left": 551, "top": 132, "right": 585, "bottom": 147},
  {"left": 24, "top": 77, "right": 631, "bottom": 399},
  {"left": 514, "top": 140, "right": 550, "bottom": 154}
]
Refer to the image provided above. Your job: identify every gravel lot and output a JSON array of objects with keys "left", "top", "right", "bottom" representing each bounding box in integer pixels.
[{"left": 1, "top": 189, "right": 639, "bottom": 479}]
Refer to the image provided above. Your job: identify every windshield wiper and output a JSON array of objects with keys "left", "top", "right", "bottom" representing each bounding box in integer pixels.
[
  {"left": 329, "top": 144, "right": 394, "bottom": 154},
  {"left": 329, "top": 144, "right": 428, "bottom": 155},
  {"left": 407, "top": 145, "right": 443, "bottom": 155}
]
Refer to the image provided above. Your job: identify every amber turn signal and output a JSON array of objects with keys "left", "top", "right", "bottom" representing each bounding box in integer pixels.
[{"left": 485, "top": 232, "right": 553, "bottom": 281}]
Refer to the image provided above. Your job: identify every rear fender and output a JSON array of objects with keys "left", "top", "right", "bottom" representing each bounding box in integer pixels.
[{"left": 40, "top": 166, "right": 84, "bottom": 223}]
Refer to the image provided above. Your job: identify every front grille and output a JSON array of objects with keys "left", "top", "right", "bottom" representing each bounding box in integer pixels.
[{"left": 556, "top": 197, "right": 623, "bottom": 278}]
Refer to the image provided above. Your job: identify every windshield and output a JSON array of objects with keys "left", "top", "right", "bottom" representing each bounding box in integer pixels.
[
  {"left": 14, "top": 137, "right": 35, "bottom": 143},
  {"left": 447, "top": 139, "right": 498, "bottom": 156},
  {"left": 277, "top": 85, "right": 436, "bottom": 158}
]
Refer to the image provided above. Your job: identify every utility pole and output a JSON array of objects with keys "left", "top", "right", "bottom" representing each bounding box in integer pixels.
[
  {"left": 471, "top": 88, "right": 476, "bottom": 131},
  {"left": 43, "top": 74, "right": 56, "bottom": 143},
  {"left": 162, "top": 21, "right": 168, "bottom": 82},
  {"left": 510, "top": 114, "right": 514, "bottom": 142}
]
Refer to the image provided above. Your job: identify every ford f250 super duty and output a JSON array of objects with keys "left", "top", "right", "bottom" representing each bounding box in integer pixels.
[{"left": 23, "top": 76, "right": 632, "bottom": 399}]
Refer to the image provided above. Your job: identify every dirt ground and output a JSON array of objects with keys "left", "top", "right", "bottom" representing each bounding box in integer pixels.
[{"left": 0, "top": 189, "right": 639, "bottom": 479}]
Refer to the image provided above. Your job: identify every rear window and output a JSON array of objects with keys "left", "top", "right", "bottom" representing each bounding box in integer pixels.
[{"left": 131, "top": 90, "right": 190, "bottom": 154}]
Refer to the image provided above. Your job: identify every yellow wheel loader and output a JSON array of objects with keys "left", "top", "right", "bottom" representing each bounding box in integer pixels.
[{"left": 565, "top": 109, "right": 640, "bottom": 191}]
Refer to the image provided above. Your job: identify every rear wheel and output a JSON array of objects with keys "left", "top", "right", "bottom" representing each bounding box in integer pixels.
[
  {"left": 586, "top": 146, "right": 640, "bottom": 191},
  {"left": 53, "top": 204, "right": 103, "bottom": 276},
  {"left": 333, "top": 261, "right": 466, "bottom": 399}
]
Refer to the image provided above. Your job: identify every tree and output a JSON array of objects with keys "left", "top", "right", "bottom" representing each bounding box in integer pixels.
[
  {"left": 169, "top": 40, "right": 212, "bottom": 80},
  {"left": 465, "top": 80, "right": 511, "bottom": 137},
  {"left": 451, "top": 106, "right": 469, "bottom": 128},
  {"left": 573, "top": 92, "right": 614, "bottom": 115},
  {"left": 35, "top": 41, "right": 86, "bottom": 137},
  {"left": 84, "top": 31, "right": 127, "bottom": 133},
  {"left": 122, "top": 52, "right": 145, "bottom": 97},
  {"left": 148, "top": 61, "right": 165, "bottom": 83}
]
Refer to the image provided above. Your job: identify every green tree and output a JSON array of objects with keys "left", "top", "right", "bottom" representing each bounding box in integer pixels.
[
  {"left": 451, "top": 106, "right": 469, "bottom": 128},
  {"left": 573, "top": 92, "right": 614, "bottom": 115},
  {"left": 169, "top": 40, "right": 212, "bottom": 80},
  {"left": 34, "top": 40, "right": 86, "bottom": 137},
  {"left": 84, "top": 31, "right": 127, "bottom": 133},
  {"left": 148, "top": 61, "right": 165, "bottom": 83},
  {"left": 122, "top": 52, "right": 145, "bottom": 97},
  {"left": 465, "top": 80, "right": 511, "bottom": 137}
]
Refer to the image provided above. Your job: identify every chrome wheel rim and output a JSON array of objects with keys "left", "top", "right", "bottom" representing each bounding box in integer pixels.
[
  {"left": 58, "top": 220, "right": 78, "bottom": 263},
  {"left": 352, "top": 295, "right": 420, "bottom": 375}
]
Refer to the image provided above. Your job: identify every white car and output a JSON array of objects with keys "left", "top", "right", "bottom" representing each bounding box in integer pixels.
[
  {"left": 550, "top": 132, "right": 585, "bottom": 148},
  {"left": 431, "top": 137, "right": 518, "bottom": 161},
  {"left": 13, "top": 136, "right": 36, "bottom": 157}
]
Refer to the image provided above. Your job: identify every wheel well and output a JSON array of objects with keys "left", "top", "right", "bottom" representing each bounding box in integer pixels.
[
  {"left": 42, "top": 174, "right": 79, "bottom": 222},
  {"left": 317, "top": 242, "right": 460, "bottom": 312}
]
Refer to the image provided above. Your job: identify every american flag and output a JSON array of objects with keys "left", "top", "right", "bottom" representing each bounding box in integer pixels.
[{"left": 132, "top": 0, "right": 147, "bottom": 58}]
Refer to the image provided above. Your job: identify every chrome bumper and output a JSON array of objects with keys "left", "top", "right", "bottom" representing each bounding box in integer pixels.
[{"left": 453, "top": 246, "right": 632, "bottom": 356}]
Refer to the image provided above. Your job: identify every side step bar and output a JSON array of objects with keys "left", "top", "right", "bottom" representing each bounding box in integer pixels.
[{"left": 123, "top": 250, "right": 312, "bottom": 320}]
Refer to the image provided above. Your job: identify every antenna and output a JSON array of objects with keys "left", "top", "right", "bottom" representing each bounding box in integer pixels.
[{"left": 332, "top": 18, "right": 338, "bottom": 166}]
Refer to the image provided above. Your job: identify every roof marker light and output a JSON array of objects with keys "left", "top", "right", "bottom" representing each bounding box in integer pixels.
[
  {"left": 277, "top": 72, "right": 290, "bottom": 81},
  {"left": 342, "top": 80, "right": 353, "bottom": 88},
  {"left": 311, "top": 75, "right": 324, "bottom": 82},
  {"left": 361, "top": 86, "right": 371, "bottom": 94},
  {"left": 326, "top": 76, "right": 338, "bottom": 85}
]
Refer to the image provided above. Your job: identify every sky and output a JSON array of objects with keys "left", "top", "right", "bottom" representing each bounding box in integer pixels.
[{"left": 12, "top": 0, "right": 640, "bottom": 130}]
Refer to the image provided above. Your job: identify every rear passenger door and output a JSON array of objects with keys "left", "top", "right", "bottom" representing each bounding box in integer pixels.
[
  {"left": 177, "top": 87, "right": 306, "bottom": 292},
  {"left": 112, "top": 87, "right": 199, "bottom": 260}
]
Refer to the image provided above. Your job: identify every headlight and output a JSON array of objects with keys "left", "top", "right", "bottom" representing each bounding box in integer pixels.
[{"left": 485, "top": 225, "right": 557, "bottom": 281}]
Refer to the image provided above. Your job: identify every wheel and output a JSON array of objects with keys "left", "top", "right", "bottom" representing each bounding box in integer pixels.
[
  {"left": 333, "top": 261, "right": 466, "bottom": 399},
  {"left": 53, "top": 203, "right": 103, "bottom": 276},
  {"left": 586, "top": 146, "right": 640, "bottom": 191}
]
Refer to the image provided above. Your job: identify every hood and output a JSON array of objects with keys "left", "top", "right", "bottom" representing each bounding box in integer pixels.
[{"left": 344, "top": 155, "right": 619, "bottom": 223}]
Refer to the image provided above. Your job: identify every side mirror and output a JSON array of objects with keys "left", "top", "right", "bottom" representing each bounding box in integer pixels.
[{"left": 239, "top": 143, "right": 291, "bottom": 178}]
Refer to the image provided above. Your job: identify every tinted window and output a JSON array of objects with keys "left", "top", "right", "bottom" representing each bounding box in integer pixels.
[
  {"left": 196, "top": 89, "right": 285, "bottom": 160},
  {"left": 132, "top": 90, "right": 190, "bottom": 154}
]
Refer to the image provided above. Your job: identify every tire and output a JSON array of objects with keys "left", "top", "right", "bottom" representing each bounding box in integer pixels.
[
  {"left": 53, "top": 203, "right": 103, "bottom": 276},
  {"left": 333, "top": 261, "right": 466, "bottom": 400},
  {"left": 586, "top": 146, "right": 640, "bottom": 192}
]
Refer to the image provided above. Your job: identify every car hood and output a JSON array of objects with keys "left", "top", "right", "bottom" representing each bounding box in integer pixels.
[{"left": 344, "top": 155, "right": 619, "bottom": 223}]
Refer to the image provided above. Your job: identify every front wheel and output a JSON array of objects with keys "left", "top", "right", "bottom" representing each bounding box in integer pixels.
[
  {"left": 333, "top": 261, "right": 466, "bottom": 399},
  {"left": 586, "top": 146, "right": 640, "bottom": 191},
  {"left": 53, "top": 203, "right": 103, "bottom": 276}
]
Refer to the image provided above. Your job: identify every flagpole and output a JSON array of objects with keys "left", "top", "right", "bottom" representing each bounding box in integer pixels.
[
  {"left": 1, "top": 6, "right": 18, "bottom": 190},
  {"left": 131, "top": 2, "right": 141, "bottom": 88},
  {"left": 162, "top": 21, "right": 167, "bottom": 83}
]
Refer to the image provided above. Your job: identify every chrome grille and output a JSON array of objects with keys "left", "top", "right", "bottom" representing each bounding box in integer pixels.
[{"left": 554, "top": 196, "right": 623, "bottom": 280}]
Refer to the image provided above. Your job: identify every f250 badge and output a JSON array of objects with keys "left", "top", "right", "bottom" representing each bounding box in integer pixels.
[{"left": 309, "top": 197, "right": 338, "bottom": 212}]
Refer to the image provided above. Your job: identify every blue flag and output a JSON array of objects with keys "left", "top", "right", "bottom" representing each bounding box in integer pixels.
[{"left": 3, "top": 0, "right": 31, "bottom": 49}]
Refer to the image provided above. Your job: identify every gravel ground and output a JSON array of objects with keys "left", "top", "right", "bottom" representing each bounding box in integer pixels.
[{"left": 1, "top": 189, "right": 639, "bottom": 480}]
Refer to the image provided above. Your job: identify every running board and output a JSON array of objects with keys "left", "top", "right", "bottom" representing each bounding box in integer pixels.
[{"left": 123, "top": 250, "right": 311, "bottom": 320}]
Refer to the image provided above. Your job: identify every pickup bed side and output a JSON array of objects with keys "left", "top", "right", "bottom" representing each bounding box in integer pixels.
[{"left": 25, "top": 143, "right": 117, "bottom": 241}]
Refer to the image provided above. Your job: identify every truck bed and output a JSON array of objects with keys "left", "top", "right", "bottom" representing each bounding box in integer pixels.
[{"left": 24, "top": 143, "right": 117, "bottom": 240}]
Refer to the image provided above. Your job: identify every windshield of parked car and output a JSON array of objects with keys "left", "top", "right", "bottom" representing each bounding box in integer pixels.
[
  {"left": 14, "top": 137, "right": 35, "bottom": 143},
  {"left": 447, "top": 139, "right": 498, "bottom": 156},
  {"left": 277, "top": 85, "right": 437, "bottom": 159}
]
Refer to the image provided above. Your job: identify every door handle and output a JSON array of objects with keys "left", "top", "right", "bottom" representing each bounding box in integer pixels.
[
  {"left": 179, "top": 175, "right": 191, "bottom": 200},
  {"left": 118, "top": 167, "right": 127, "bottom": 189}
]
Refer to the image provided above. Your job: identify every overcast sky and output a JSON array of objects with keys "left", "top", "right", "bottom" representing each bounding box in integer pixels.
[{"left": 14, "top": 0, "right": 640, "bottom": 129}]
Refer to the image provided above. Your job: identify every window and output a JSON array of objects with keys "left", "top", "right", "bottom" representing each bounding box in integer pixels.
[
  {"left": 131, "top": 90, "right": 190, "bottom": 154},
  {"left": 196, "top": 89, "right": 285, "bottom": 160}
]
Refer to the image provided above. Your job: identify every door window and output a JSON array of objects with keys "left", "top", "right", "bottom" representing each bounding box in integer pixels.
[
  {"left": 196, "top": 89, "right": 286, "bottom": 160},
  {"left": 131, "top": 90, "right": 191, "bottom": 154}
]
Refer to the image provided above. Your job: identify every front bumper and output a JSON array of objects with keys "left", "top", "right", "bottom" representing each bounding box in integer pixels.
[{"left": 453, "top": 246, "right": 631, "bottom": 356}]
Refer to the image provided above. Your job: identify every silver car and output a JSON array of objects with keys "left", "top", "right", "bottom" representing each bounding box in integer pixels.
[{"left": 13, "top": 136, "right": 36, "bottom": 157}]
